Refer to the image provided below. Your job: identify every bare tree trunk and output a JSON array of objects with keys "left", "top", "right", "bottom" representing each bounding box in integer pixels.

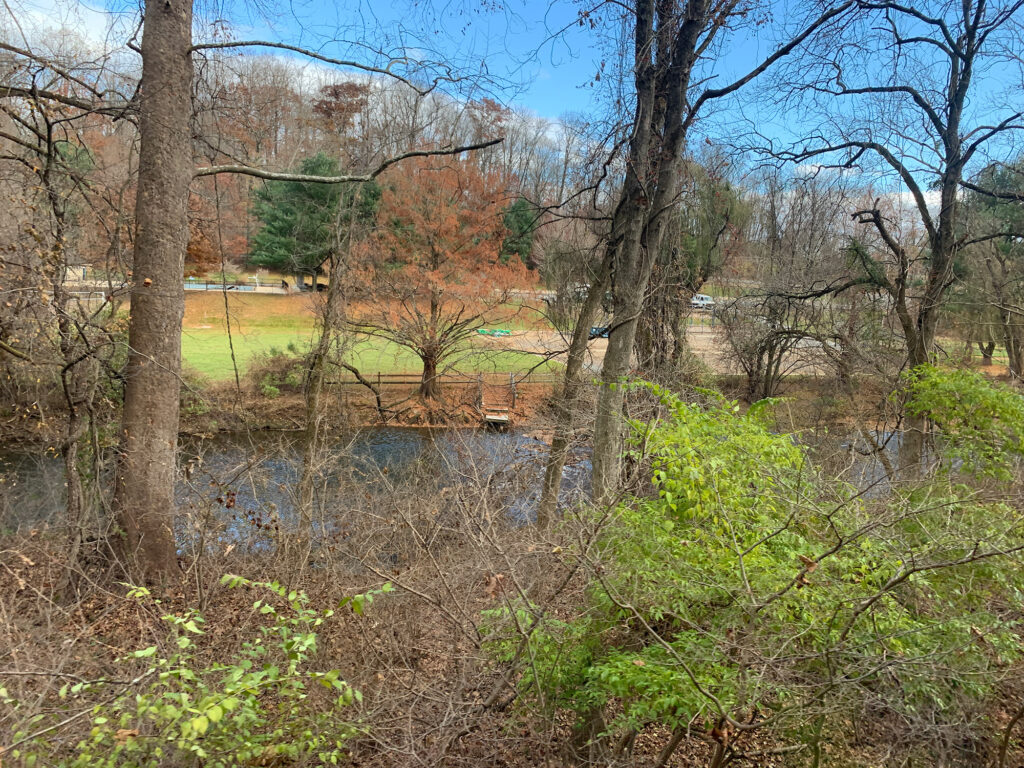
[
  {"left": 53, "top": 244, "right": 98, "bottom": 594},
  {"left": 40, "top": 158, "right": 96, "bottom": 591},
  {"left": 634, "top": 272, "right": 679, "bottom": 377},
  {"left": 113, "top": 0, "right": 193, "bottom": 583},
  {"left": 298, "top": 192, "right": 360, "bottom": 542},
  {"left": 297, "top": 277, "right": 341, "bottom": 533},
  {"left": 997, "top": 310, "right": 1024, "bottom": 379},
  {"left": 537, "top": 253, "right": 611, "bottom": 525},
  {"left": 591, "top": 0, "right": 710, "bottom": 504},
  {"left": 420, "top": 288, "right": 442, "bottom": 399},
  {"left": 978, "top": 341, "right": 995, "bottom": 365},
  {"left": 653, "top": 726, "right": 686, "bottom": 768},
  {"left": 420, "top": 353, "right": 440, "bottom": 399}
]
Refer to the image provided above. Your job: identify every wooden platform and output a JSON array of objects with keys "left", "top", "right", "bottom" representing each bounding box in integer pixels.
[{"left": 482, "top": 406, "right": 511, "bottom": 425}]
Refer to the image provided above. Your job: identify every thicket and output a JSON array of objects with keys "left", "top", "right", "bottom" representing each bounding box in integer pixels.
[{"left": 484, "top": 373, "right": 1024, "bottom": 766}]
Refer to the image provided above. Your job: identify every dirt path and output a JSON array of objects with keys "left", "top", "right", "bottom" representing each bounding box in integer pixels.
[{"left": 477, "top": 327, "right": 741, "bottom": 374}]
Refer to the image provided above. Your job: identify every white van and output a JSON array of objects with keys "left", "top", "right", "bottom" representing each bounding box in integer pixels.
[{"left": 690, "top": 293, "right": 715, "bottom": 310}]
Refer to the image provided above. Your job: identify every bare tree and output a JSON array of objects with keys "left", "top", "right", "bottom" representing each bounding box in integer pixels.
[
  {"left": 765, "top": 0, "right": 1024, "bottom": 467},
  {"left": 0, "top": 27, "right": 136, "bottom": 587},
  {"left": 586, "top": 0, "right": 857, "bottom": 504}
]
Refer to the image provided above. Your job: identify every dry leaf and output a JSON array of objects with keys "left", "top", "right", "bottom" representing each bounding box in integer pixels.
[
  {"left": 483, "top": 573, "right": 505, "bottom": 600},
  {"left": 115, "top": 728, "right": 139, "bottom": 744}
]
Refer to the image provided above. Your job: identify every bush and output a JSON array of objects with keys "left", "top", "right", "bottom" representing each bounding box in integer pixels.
[
  {"left": 484, "top": 383, "right": 1024, "bottom": 764},
  {"left": 5, "top": 576, "right": 391, "bottom": 767},
  {"left": 248, "top": 345, "right": 307, "bottom": 398},
  {"left": 905, "top": 364, "right": 1024, "bottom": 478}
]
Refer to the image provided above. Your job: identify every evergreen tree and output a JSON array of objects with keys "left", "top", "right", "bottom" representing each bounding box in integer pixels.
[
  {"left": 249, "top": 153, "right": 378, "bottom": 286},
  {"left": 500, "top": 197, "right": 538, "bottom": 268}
]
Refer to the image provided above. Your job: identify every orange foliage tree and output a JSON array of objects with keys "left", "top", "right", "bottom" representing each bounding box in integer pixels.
[{"left": 352, "top": 157, "right": 526, "bottom": 398}]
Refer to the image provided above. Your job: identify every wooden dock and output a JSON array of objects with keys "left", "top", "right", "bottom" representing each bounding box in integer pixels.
[
  {"left": 482, "top": 406, "right": 511, "bottom": 425},
  {"left": 480, "top": 373, "right": 517, "bottom": 426}
]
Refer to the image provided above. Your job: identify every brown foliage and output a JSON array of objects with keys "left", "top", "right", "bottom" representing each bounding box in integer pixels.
[{"left": 352, "top": 157, "right": 528, "bottom": 397}]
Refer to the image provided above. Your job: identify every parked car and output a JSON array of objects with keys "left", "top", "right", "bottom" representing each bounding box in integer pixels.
[{"left": 690, "top": 293, "right": 715, "bottom": 310}]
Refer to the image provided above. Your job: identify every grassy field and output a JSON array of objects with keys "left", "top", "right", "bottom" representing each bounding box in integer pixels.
[{"left": 181, "top": 292, "right": 560, "bottom": 382}]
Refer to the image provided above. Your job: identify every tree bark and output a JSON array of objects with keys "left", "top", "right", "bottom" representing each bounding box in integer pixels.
[
  {"left": 978, "top": 341, "right": 995, "bottom": 366},
  {"left": 113, "top": 0, "right": 193, "bottom": 583},
  {"left": 420, "top": 352, "right": 440, "bottom": 399},
  {"left": 418, "top": 285, "right": 443, "bottom": 399},
  {"left": 537, "top": 252, "right": 612, "bottom": 525},
  {"left": 592, "top": 0, "right": 710, "bottom": 504}
]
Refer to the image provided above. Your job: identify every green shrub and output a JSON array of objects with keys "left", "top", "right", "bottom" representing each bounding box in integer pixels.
[
  {"left": 249, "top": 347, "right": 307, "bottom": 398},
  {"left": 905, "top": 364, "right": 1024, "bottom": 478},
  {"left": 484, "top": 383, "right": 1023, "bottom": 762},
  {"left": 5, "top": 576, "right": 391, "bottom": 767}
]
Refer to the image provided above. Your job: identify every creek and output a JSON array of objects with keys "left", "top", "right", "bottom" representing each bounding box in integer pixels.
[{"left": 0, "top": 427, "right": 591, "bottom": 537}]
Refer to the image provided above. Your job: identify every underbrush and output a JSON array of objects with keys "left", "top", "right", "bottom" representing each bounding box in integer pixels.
[
  {"left": 248, "top": 344, "right": 308, "bottom": 399},
  {"left": 0, "top": 442, "right": 576, "bottom": 767},
  {"left": 3, "top": 370, "right": 1024, "bottom": 767}
]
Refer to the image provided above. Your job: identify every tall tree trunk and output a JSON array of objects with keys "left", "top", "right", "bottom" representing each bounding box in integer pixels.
[
  {"left": 634, "top": 269, "right": 678, "bottom": 377},
  {"left": 113, "top": 0, "right": 193, "bottom": 583},
  {"left": 591, "top": 0, "right": 709, "bottom": 504},
  {"left": 537, "top": 253, "right": 611, "bottom": 525}
]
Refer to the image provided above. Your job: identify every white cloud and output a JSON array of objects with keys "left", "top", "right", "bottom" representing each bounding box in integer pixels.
[
  {"left": 9, "top": 0, "right": 124, "bottom": 53},
  {"left": 794, "top": 163, "right": 862, "bottom": 179}
]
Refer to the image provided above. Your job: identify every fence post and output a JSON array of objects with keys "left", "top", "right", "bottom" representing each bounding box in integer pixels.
[
  {"left": 509, "top": 372, "right": 517, "bottom": 409},
  {"left": 478, "top": 373, "right": 484, "bottom": 409}
]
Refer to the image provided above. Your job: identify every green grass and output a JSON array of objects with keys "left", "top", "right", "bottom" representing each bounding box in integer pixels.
[
  {"left": 181, "top": 292, "right": 561, "bottom": 382},
  {"left": 182, "top": 328, "right": 315, "bottom": 381},
  {"left": 182, "top": 325, "right": 560, "bottom": 382}
]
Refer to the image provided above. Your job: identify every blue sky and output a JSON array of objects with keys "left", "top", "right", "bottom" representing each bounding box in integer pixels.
[
  {"left": 19, "top": 0, "right": 1022, "bottom": 180},
  {"left": 206, "top": 0, "right": 611, "bottom": 119},
  {"left": 18, "top": 0, "right": 800, "bottom": 122}
]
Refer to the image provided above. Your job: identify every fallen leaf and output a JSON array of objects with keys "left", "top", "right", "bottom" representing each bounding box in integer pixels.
[{"left": 115, "top": 728, "right": 139, "bottom": 744}]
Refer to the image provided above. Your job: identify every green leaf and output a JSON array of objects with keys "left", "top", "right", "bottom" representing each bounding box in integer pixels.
[{"left": 190, "top": 714, "right": 209, "bottom": 736}]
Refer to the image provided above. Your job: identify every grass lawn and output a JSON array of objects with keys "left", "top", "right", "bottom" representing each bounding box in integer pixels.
[
  {"left": 182, "top": 292, "right": 560, "bottom": 382},
  {"left": 182, "top": 293, "right": 316, "bottom": 381}
]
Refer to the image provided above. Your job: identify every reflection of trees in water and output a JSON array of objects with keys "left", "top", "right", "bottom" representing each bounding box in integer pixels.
[
  {"left": 0, "top": 453, "right": 67, "bottom": 530},
  {"left": 4, "top": 426, "right": 901, "bottom": 542},
  {"left": 175, "top": 428, "right": 550, "bottom": 548}
]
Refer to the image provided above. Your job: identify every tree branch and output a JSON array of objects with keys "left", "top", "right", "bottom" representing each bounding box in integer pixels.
[
  {"left": 193, "top": 138, "right": 503, "bottom": 182},
  {"left": 0, "top": 86, "right": 133, "bottom": 118},
  {"left": 189, "top": 40, "right": 436, "bottom": 94},
  {"left": 685, "top": 1, "right": 856, "bottom": 131}
]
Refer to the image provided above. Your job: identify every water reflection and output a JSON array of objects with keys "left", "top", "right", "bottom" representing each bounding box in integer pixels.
[{"left": 0, "top": 428, "right": 592, "bottom": 539}]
